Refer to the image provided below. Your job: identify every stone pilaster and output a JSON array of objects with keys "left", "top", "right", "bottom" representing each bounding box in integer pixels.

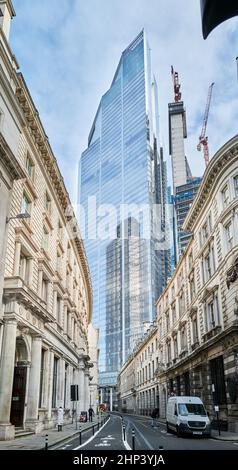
[
  {"left": 13, "top": 241, "right": 21, "bottom": 276},
  {"left": 46, "top": 350, "right": 54, "bottom": 420},
  {"left": 25, "top": 336, "right": 42, "bottom": 432},
  {"left": 0, "top": 317, "right": 17, "bottom": 440},
  {"left": 84, "top": 366, "right": 90, "bottom": 413},
  {"left": 78, "top": 358, "right": 85, "bottom": 413}
]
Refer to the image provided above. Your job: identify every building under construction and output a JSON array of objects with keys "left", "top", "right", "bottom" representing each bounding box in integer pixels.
[{"left": 169, "top": 67, "right": 202, "bottom": 264}]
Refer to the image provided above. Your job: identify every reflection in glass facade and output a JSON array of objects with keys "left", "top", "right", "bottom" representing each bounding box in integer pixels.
[{"left": 79, "top": 31, "right": 170, "bottom": 386}]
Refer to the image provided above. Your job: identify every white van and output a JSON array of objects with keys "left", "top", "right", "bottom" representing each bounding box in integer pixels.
[{"left": 166, "top": 396, "right": 211, "bottom": 437}]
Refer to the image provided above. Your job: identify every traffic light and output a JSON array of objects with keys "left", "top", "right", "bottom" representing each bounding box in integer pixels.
[
  {"left": 200, "top": 0, "right": 238, "bottom": 39},
  {"left": 70, "top": 384, "right": 79, "bottom": 401}
]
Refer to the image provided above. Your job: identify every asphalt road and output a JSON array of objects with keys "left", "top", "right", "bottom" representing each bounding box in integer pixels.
[
  {"left": 56, "top": 414, "right": 238, "bottom": 451},
  {"left": 123, "top": 415, "right": 238, "bottom": 450}
]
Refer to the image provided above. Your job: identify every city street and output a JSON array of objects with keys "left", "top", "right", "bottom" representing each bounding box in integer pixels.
[{"left": 55, "top": 414, "right": 238, "bottom": 451}]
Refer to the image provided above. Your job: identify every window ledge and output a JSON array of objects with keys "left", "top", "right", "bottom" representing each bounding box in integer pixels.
[
  {"left": 43, "top": 211, "right": 54, "bottom": 231},
  {"left": 41, "top": 247, "right": 51, "bottom": 262},
  {"left": 202, "top": 325, "right": 222, "bottom": 342}
]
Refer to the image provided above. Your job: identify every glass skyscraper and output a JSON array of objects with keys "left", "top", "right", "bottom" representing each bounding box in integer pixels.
[{"left": 79, "top": 30, "right": 170, "bottom": 386}]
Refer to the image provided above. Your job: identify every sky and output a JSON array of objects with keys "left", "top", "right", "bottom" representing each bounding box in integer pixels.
[{"left": 11, "top": 0, "right": 238, "bottom": 204}]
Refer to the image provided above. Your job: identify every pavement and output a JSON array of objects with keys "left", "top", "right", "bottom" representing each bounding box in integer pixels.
[{"left": 0, "top": 416, "right": 105, "bottom": 450}]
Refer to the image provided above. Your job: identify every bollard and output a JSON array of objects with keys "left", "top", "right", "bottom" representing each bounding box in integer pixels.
[
  {"left": 79, "top": 426, "right": 82, "bottom": 445},
  {"left": 132, "top": 428, "right": 135, "bottom": 450},
  {"left": 45, "top": 434, "right": 48, "bottom": 451},
  {"left": 122, "top": 423, "right": 126, "bottom": 441},
  {"left": 92, "top": 425, "right": 95, "bottom": 435},
  {"left": 97, "top": 420, "right": 100, "bottom": 431}
]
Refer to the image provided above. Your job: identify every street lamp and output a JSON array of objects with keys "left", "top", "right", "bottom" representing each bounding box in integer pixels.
[{"left": 6, "top": 212, "right": 31, "bottom": 224}]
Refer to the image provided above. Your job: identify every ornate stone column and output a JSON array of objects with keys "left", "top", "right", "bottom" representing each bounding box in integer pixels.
[
  {"left": 37, "top": 269, "right": 43, "bottom": 297},
  {"left": 25, "top": 336, "right": 42, "bottom": 432},
  {"left": 28, "top": 257, "right": 34, "bottom": 288},
  {"left": 84, "top": 366, "right": 90, "bottom": 413},
  {"left": 46, "top": 349, "right": 54, "bottom": 421},
  {"left": 13, "top": 241, "right": 21, "bottom": 276},
  {"left": 0, "top": 317, "right": 17, "bottom": 440},
  {"left": 78, "top": 357, "right": 85, "bottom": 413}
]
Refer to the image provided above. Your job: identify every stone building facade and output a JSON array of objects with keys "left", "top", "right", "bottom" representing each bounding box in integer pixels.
[
  {"left": 118, "top": 134, "right": 238, "bottom": 431},
  {"left": 118, "top": 323, "right": 159, "bottom": 416},
  {"left": 0, "top": 1, "right": 95, "bottom": 440}
]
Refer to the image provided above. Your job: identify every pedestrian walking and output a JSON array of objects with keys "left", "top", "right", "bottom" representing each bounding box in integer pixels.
[
  {"left": 88, "top": 407, "right": 94, "bottom": 422},
  {"left": 57, "top": 406, "right": 64, "bottom": 431}
]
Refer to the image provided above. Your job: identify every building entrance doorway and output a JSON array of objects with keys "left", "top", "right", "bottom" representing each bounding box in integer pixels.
[
  {"left": 10, "top": 337, "right": 29, "bottom": 427},
  {"left": 10, "top": 366, "right": 27, "bottom": 427}
]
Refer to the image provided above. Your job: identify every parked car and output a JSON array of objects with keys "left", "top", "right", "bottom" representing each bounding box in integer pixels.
[
  {"left": 166, "top": 396, "right": 211, "bottom": 437},
  {"left": 79, "top": 411, "right": 88, "bottom": 422}
]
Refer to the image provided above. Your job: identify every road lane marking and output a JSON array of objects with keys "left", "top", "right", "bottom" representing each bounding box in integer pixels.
[
  {"left": 128, "top": 421, "right": 154, "bottom": 450},
  {"left": 73, "top": 416, "right": 111, "bottom": 450}
]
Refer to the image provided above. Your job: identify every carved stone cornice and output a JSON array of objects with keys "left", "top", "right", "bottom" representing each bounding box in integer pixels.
[
  {"left": 200, "top": 284, "right": 219, "bottom": 303},
  {"left": 3, "top": 276, "right": 55, "bottom": 324},
  {"left": 0, "top": 132, "right": 25, "bottom": 181},
  {"left": 15, "top": 74, "right": 92, "bottom": 323},
  {"left": 184, "top": 135, "right": 238, "bottom": 232}
]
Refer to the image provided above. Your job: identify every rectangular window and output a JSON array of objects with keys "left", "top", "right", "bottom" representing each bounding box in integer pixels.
[
  {"left": 52, "top": 357, "right": 58, "bottom": 408},
  {"left": 171, "top": 303, "right": 176, "bottom": 323},
  {"left": 39, "top": 349, "right": 45, "bottom": 408},
  {"left": 190, "top": 274, "right": 195, "bottom": 301},
  {"left": 203, "top": 248, "right": 214, "bottom": 282},
  {"left": 19, "top": 253, "right": 30, "bottom": 283},
  {"left": 167, "top": 342, "right": 171, "bottom": 363},
  {"left": 202, "top": 221, "right": 209, "bottom": 243},
  {"left": 42, "top": 226, "right": 49, "bottom": 251},
  {"left": 58, "top": 220, "right": 63, "bottom": 241},
  {"left": 166, "top": 312, "right": 170, "bottom": 331},
  {"left": 222, "top": 185, "right": 229, "bottom": 208},
  {"left": 180, "top": 328, "right": 186, "bottom": 351},
  {"left": 173, "top": 336, "right": 178, "bottom": 357},
  {"left": 56, "top": 252, "right": 61, "bottom": 274},
  {"left": 179, "top": 292, "right": 185, "bottom": 316},
  {"left": 26, "top": 154, "right": 34, "bottom": 180},
  {"left": 207, "top": 300, "right": 215, "bottom": 330},
  {"left": 233, "top": 175, "right": 238, "bottom": 197},
  {"left": 57, "top": 297, "right": 61, "bottom": 324},
  {"left": 225, "top": 221, "right": 233, "bottom": 251},
  {"left": 42, "top": 277, "right": 48, "bottom": 303},
  {"left": 192, "top": 316, "right": 198, "bottom": 343},
  {"left": 44, "top": 192, "right": 51, "bottom": 213},
  {"left": 21, "top": 192, "right": 31, "bottom": 215}
]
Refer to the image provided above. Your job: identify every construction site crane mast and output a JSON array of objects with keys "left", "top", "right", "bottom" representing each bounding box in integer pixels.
[
  {"left": 197, "top": 82, "right": 214, "bottom": 167},
  {"left": 171, "top": 66, "right": 181, "bottom": 102}
]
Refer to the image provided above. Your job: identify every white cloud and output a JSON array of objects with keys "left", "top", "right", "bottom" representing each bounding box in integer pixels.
[{"left": 11, "top": 0, "right": 238, "bottom": 200}]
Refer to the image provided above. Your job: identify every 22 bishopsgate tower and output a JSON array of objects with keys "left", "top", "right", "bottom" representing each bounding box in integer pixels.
[{"left": 79, "top": 31, "right": 170, "bottom": 387}]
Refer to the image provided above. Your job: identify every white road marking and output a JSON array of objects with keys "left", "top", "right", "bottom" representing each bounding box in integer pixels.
[{"left": 95, "top": 443, "right": 111, "bottom": 447}]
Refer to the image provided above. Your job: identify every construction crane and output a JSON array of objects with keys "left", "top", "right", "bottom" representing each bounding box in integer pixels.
[
  {"left": 171, "top": 66, "right": 181, "bottom": 102},
  {"left": 197, "top": 82, "right": 214, "bottom": 167}
]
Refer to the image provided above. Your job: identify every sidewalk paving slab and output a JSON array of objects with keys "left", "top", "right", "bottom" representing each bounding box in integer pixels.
[{"left": 0, "top": 417, "right": 102, "bottom": 450}]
